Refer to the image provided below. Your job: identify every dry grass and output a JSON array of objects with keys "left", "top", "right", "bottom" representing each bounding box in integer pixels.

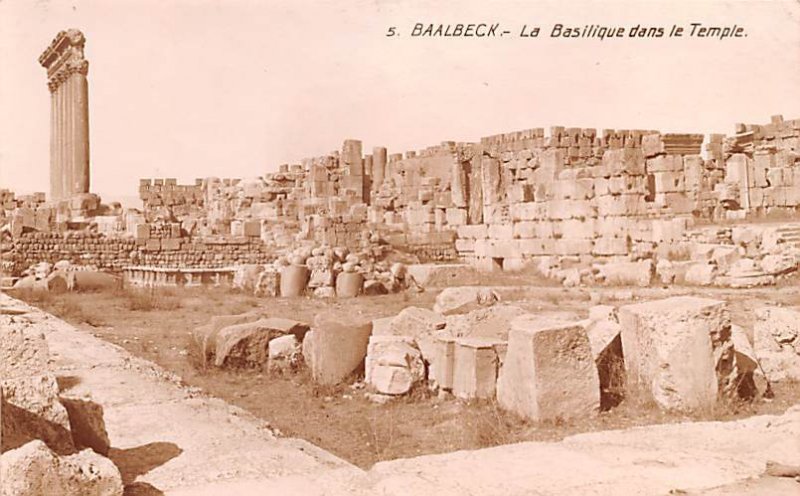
[
  {"left": 10, "top": 288, "right": 106, "bottom": 326},
  {"left": 473, "top": 399, "right": 528, "bottom": 448},
  {"left": 364, "top": 409, "right": 398, "bottom": 459},
  {"left": 119, "top": 288, "right": 183, "bottom": 312}
]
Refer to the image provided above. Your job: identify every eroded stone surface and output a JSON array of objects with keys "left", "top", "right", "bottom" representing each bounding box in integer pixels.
[
  {"left": 618, "top": 296, "right": 733, "bottom": 410},
  {"left": 365, "top": 336, "right": 425, "bottom": 395},
  {"left": 214, "top": 317, "right": 309, "bottom": 368},
  {"left": 432, "top": 286, "right": 499, "bottom": 315},
  {"left": 303, "top": 311, "right": 372, "bottom": 385},
  {"left": 1, "top": 316, "right": 73, "bottom": 454},
  {"left": 497, "top": 315, "right": 599, "bottom": 421},
  {"left": 0, "top": 440, "right": 123, "bottom": 496},
  {"left": 754, "top": 306, "right": 800, "bottom": 382}
]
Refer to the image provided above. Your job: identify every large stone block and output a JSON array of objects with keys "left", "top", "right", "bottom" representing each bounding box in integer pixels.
[
  {"left": 646, "top": 154, "right": 684, "bottom": 173},
  {"left": 511, "top": 201, "right": 545, "bottom": 222},
  {"left": 452, "top": 338, "right": 501, "bottom": 400},
  {"left": 592, "top": 236, "right": 630, "bottom": 257},
  {"left": 551, "top": 178, "right": 594, "bottom": 200},
  {"left": 2, "top": 374, "right": 74, "bottom": 456},
  {"left": 618, "top": 297, "right": 732, "bottom": 410},
  {"left": 481, "top": 157, "right": 503, "bottom": 206},
  {"left": 0, "top": 319, "right": 49, "bottom": 380},
  {"left": 753, "top": 306, "right": 800, "bottom": 382},
  {"left": 0, "top": 440, "right": 123, "bottom": 496},
  {"left": 487, "top": 224, "right": 514, "bottom": 240},
  {"left": 730, "top": 324, "right": 770, "bottom": 398},
  {"left": 58, "top": 395, "right": 110, "bottom": 456},
  {"left": 433, "top": 286, "right": 499, "bottom": 315},
  {"left": 641, "top": 133, "right": 664, "bottom": 158},
  {"left": 1, "top": 318, "right": 73, "bottom": 455},
  {"left": 303, "top": 311, "right": 372, "bottom": 385},
  {"left": 684, "top": 263, "right": 717, "bottom": 286},
  {"left": 213, "top": 318, "right": 309, "bottom": 368},
  {"left": 430, "top": 336, "right": 456, "bottom": 390},
  {"left": 560, "top": 218, "right": 596, "bottom": 239},
  {"left": 547, "top": 199, "right": 595, "bottom": 220},
  {"left": 382, "top": 307, "right": 447, "bottom": 361},
  {"left": 405, "top": 264, "right": 478, "bottom": 289},
  {"left": 497, "top": 316, "right": 599, "bottom": 421},
  {"left": 652, "top": 170, "right": 686, "bottom": 193},
  {"left": 365, "top": 336, "right": 425, "bottom": 395},
  {"left": 602, "top": 148, "right": 645, "bottom": 176},
  {"left": 595, "top": 194, "right": 646, "bottom": 217},
  {"left": 582, "top": 306, "right": 625, "bottom": 409},
  {"left": 456, "top": 224, "right": 488, "bottom": 240},
  {"left": 192, "top": 310, "right": 265, "bottom": 365},
  {"left": 595, "top": 260, "right": 655, "bottom": 287}
]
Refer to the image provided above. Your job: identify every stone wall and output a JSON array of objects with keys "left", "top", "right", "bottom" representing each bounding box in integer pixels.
[
  {"left": 5, "top": 231, "right": 273, "bottom": 275},
  {"left": 138, "top": 178, "right": 204, "bottom": 219},
  {"left": 4, "top": 115, "right": 799, "bottom": 278},
  {"left": 452, "top": 117, "right": 799, "bottom": 270}
]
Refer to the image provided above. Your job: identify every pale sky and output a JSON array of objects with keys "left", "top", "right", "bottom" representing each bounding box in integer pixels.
[{"left": 1, "top": 0, "right": 799, "bottom": 202}]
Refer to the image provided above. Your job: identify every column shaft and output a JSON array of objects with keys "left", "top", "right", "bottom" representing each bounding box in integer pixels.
[
  {"left": 73, "top": 74, "right": 90, "bottom": 193},
  {"left": 57, "top": 84, "right": 66, "bottom": 201},
  {"left": 49, "top": 90, "right": 59, "bottom": 200},
  {"left": 64, "top": 78, "right": 73, "bottom": 197},
  {"left": 62, "top": 83, "right": 69, "bottom": 200},
  {"left": 372, "top": 146, "right": 387, "bottom": 191}
]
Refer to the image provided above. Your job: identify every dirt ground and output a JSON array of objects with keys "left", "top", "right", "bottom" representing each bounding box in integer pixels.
[{"left": 11, "top": 283, "right": 800, "bottom": 469}]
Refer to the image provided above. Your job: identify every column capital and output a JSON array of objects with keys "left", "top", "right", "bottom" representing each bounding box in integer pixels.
[{"left": 40, "top": 29, "right": 89, "bottom": 93}]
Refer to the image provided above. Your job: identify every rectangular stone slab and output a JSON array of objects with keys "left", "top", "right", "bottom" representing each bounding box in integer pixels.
[
  {"left": 452, "top": 338, "right": 500, "bottom": 400},
  {"left": 618, "top": 296, "right": 730, "bottom": 411},
  {"left": 497, "top": 316, "right": 599, "bottom": 422}
]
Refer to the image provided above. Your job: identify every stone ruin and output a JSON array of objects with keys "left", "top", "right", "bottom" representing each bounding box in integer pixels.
[
  {"left": 3, "top": 28, "right": 800, "bottom": 495},
  {"left": 187, "top": 284, "right": 800, "bottom": 420},
  {"left": 3, "top": 38, "right": 800, "bottom": 292},
  {"left": 3, "top": 36, "right": 800, "bottom": 296},
  {"left": 2, "top": 289, "right": 799, "bottom": 495}
]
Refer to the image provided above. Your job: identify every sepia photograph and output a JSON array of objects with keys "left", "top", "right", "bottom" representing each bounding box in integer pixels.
[{"left": 1, "top": 0, "right": 800, "bottom": 494}]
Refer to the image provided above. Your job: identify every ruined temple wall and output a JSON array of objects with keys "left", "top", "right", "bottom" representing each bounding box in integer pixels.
[
  {"left": 12, "top": 118, "right": 798, "bottom": 276},
  {"left": 453, "top": 127, "right": 716, "bottom": 268},
  {"left": 721, "top": 116, "right": 800, "bottom": 217},
  {"left": 5, "top": 231, "right": 274, "bottom": 275},
  {"left": 138, "top": 178, "right": 204, "bottom": 218},
  {"left": 454, "top": 117, "right": 800, "bottom": 270}
]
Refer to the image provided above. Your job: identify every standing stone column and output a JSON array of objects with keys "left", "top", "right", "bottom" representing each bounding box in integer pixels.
[
  {"left": 39, "top": 29, "right": 90, "bottom": 202},
  {"left": 451, "top": 157, "right": 469, "bottom": 208},
  {"left": 49, "top": 84, "right": 60, "bottom": 200},
  {"left": 73, "top": 68, "right": 90, "bottom": 194},
  {"left": 341, "top": 139, "right": 366, "bottom": 203},
  {"left": 372, "top": 146, "right": 387, "bottom": 192}
]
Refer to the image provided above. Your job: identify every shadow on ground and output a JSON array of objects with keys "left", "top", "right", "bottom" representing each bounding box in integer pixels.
[{"left": 109, "top": 442, "right": 184, "bottom": 496}]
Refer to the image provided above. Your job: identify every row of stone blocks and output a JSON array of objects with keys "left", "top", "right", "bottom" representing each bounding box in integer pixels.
[{"left": 422, "top": 296, "right": 737, "bottom": 421}]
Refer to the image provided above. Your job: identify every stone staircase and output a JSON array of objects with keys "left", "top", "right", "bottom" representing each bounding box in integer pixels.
[{"left": 775, "top": 224, "right": 800, "bottom": 249}]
